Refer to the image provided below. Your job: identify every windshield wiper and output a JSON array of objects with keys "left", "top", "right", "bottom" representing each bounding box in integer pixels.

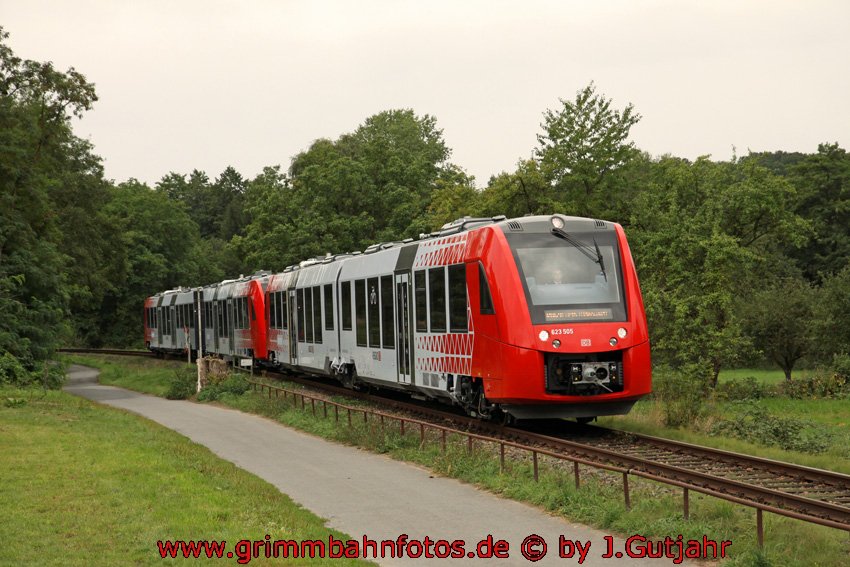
[{"left": 551, "top": 227, "right": 608, "bottom": 282}]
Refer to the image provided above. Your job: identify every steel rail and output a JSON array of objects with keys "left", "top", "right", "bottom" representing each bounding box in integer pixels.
[
  {"left": 506, "top": 426, "right": 850, "bottom": 527},
  {"left": 59, "top": 347, "right": 154, "bottom": 357}
]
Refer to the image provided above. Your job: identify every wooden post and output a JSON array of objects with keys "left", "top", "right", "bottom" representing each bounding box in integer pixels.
[{"left": 533, "top": 451, "right": 539, "bottom": 482}]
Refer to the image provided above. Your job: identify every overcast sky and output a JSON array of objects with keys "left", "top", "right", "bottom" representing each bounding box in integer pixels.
[{"left": 3, "top": 0, "right": 848, "bottom": 186}]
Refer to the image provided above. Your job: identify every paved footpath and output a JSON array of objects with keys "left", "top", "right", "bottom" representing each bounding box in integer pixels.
[{"left": 65, "top": 365, "right": 690, "bottom": 566}]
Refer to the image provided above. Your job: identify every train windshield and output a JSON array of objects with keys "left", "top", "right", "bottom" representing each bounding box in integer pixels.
[{"left": 507, "top": 231, "right": 627, "bottom": 324}]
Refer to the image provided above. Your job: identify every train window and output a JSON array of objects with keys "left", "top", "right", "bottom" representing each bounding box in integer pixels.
[
  {"left": 355, "top": 280, "right": 366, "bottom": 347},
  {"left": 341, "top": 281, "right": 352, "bottom": 331},
  {"left": 222, "top": 301, "right": 229, "bottom": 336},
  {"left": 380, "top": 275, "right": 394, "bottom": 349},
  {"left": 414, "top": 270, "right": 427, "bottom": 333},
  {"left": 304, "top": 288, "right": 313, "bottom": 343},
  {"left": 279, "top": 292, "right": 287, "bottom": 330},
  {"left": 250, "top": 297, "right": 256, "bottom": 321},
  {"left": 429, "top": 267, "right": 446, "bottom": 333},
  {"left": 205, "top": 302, "right": 213, "bottom": 328},
  {"left": 176, "top": 306, "right": 182, "bottom": 328},
  {"left": 296, "top": 290, "right": 303, "bottom": 341},
  {"left": 479, "top": 263, "right": 495, "bottom": 315},
  {"left": 368, "top": 277, "right": 380, "bottom": 348},
  {"left": 324, "top": 284, "right": 334, "bottom": 331},
  {"left": 269, "top": 293, "right": 277, "bottom": 328},
  {"left": 449, "top": 264, "right": 468, "bottom": 333},
  {"left": 313, "top": 286, "right": 322, "bottom": 344}
]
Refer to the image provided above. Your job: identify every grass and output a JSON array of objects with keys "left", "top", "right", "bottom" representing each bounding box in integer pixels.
[
  {"left": 65, "top": 356, "right": 850, "bottom": 566},
  {"left": 64, "top": 354, "right": 192, "bottom": 397},
  {"left": 0, "top": 385, "right": 370, "bottom": 566},
  {"left": 718, "top": 367, "right": 814, "bottom": 385},
  {"left": 601, "top": 399, "right": 850, "bottom": 473}
]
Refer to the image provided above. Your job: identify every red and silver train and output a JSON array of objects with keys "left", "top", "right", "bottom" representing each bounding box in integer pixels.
[{"left": 144, "top": 214, "right": 651, "bottom": 421}]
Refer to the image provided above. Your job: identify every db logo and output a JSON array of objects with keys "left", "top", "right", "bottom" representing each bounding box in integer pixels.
[{"left": 580, "top": 339, "right": 592, "bottom": 347}]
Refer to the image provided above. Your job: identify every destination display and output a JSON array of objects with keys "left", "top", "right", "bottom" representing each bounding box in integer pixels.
[{"left": 544, "top": 308, "right": 613, "bottom": 322}]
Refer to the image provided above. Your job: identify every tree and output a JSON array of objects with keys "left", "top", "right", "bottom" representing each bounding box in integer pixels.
[
  {"left": 0, "top": 26, "right": 100, "bottom": 368},
  {"left": 789, "top": 143, "right": 850, "bottom": 281},
  {"left": 242, "top": 109, "right": 458, "bottom": 265},
  {"left": 477, "top": 159, "right": 554, "bottom": 219},
  {"left": 98, "top": 180, "right": 206, "bottom": 345},
  {"left": 814, "top": 265, "right": 850, "bottom": 359},
  {"left": 421, "top": 165, "right": 481, "bottom": 230},
  {"left": 536, "top": 82, "right": 641, "bottom": 217},
  {"left": 629, "top": 156, "right": 806, "bottom": 387},
  {"left": 745, "top": 277, "right": 817, "bottom": 380}
]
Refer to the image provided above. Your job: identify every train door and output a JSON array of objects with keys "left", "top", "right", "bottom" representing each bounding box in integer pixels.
[
  {"left": 288, "top": 289, "right": 298, "bottom": 366},
  {"left": 395, "top": 273, "right": 413, "bottom": 385},
  {"left": 214, "top": 300, "right": 221, "bottom": 353},
  {"left": 226, "top": 298, "right": 235, "bottom": 354}
]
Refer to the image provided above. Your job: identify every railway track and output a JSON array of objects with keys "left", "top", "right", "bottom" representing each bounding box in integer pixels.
[
  {"left": 59, "top": 347, "right": 154, "bottom": 357},
  {"left": 517, "top": 422, "right": 850, "bottom": 531},
  {"left": 67, "top": 348, "right": 850, "bottom": 540}
]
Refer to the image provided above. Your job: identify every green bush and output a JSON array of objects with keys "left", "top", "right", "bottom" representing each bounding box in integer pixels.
[
  {"left": 653, "top": 364, "right": 710, "bottom": 427},
  {"left": 0, "top": 352, "right": 64, "bottom": 389},
  {"left": 715, "top": 376, "right": 768, "bottom": 400},
  {"left": 197, "top": 373, "right": 249, "bottom": 402},
  {"left": 831, "top": 353, "right": 850, "bottom": 380},
  {"left": 0, "top": 352, "right": 29, "bottom": 385},
  {"left": 710, "top": 401, "right": 832, "bottom": 454},
  {"left": 165, "top": 367, "right": 196, "bottom": 400},
  {"left": 778, "top": 366, "right": 850, "bottom": 399}
]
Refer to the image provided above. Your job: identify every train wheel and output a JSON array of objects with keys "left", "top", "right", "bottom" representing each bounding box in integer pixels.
[{"left": 498, "top": 410, "right": 515, "bottom": 426}]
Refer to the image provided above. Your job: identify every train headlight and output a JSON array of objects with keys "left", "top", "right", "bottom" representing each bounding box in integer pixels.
[
  {"left": 552, "top": 339, "right": 561, "bottom": 348},
  {"left": 617, "top": 327, "right": 627, "bottom": 339},
  {"left": 538, "top": 330, "right": 549, "bottom": 341},
  {"left": 609, "top": 337, "right": 618, "bottom": 346},
  {"left": 551, "top": 216, "right": 565, "bottom": 229}
]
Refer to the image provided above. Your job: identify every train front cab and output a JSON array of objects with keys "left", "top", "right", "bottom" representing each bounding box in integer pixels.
[{"left": 468, "top": 215, "right": 651, "bottom": 420}]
